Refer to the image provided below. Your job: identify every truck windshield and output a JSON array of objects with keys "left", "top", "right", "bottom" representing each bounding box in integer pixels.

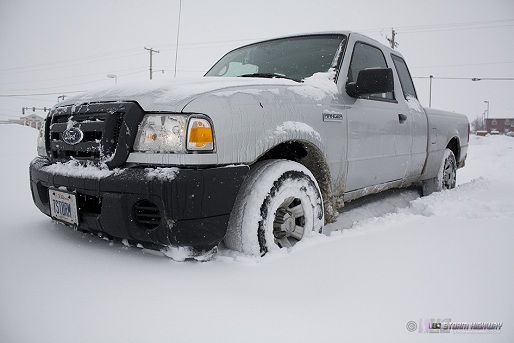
[{"left": 205, "top": 34, "right": 346, "bottom": 82}]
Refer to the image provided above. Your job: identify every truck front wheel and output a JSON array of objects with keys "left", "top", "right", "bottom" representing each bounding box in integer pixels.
[{"left": 225, "top": 159, "right": 324, "bottom": 256}]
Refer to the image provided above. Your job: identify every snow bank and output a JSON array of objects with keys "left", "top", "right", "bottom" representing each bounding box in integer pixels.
[{"left": 1, "top": 126, "right": 513, "bottom": 343}]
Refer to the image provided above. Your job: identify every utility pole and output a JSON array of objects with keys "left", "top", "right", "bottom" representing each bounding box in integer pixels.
[
  {"left": 144, "top": 47, "right": 160, "bottom": 80},
  {"left": 174, "top": 0, "right": 182, "bottom": 78},
  {"left": 429, "top": 75, "right": 433, "bottom": 108},
  {"left": 387, "top": 28, "right": 399, "bottom": 49}
]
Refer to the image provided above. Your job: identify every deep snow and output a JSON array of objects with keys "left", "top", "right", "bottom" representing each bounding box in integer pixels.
[{"left": 1, "top": 124, "right": 513, "bottom": 343}]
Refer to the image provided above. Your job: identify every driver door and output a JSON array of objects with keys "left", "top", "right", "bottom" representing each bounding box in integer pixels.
[{"left": 343, "top": 38, "right": 411, "bottom": 192}]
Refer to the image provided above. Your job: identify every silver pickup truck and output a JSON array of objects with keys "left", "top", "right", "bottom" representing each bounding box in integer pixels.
[{"left": 30, "top": 31, "right": 469, "bottom": 258}]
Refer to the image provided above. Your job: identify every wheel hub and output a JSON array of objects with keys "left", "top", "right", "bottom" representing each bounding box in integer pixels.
[
  {"left": 273, "top": 208, "right": 296, "bottom": 235},
  {"left": 272, "top": 197, "right": 306, "bottom": 248}
]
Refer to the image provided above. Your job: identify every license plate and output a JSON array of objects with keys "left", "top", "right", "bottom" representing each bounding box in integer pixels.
[{"left": 49, "top": 188, "right": 79, "bottom": 226}]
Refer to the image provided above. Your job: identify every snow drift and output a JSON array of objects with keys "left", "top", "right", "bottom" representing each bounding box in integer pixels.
[{"left": 1, "top": 125, "right": 513, "bottom": 342}]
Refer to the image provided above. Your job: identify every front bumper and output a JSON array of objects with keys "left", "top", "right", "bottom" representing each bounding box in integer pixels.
[{"left": 30, "top": 157, "right": 249, "bottom": 252}]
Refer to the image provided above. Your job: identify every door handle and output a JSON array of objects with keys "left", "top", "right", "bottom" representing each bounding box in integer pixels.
[{"left": 398, "top": 113, "right": 407, "bottom": 123}]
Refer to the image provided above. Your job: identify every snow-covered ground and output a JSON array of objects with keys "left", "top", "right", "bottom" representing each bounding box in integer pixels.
[{"left": 1, "top": 124, "right": 513, "bottom": 343}]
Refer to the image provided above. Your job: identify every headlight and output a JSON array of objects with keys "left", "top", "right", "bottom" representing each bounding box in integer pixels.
[
  {"left": 134, "top": 114, "right": 187, "bottom": 153},
  {"left": 134, "top": 114, "right": 215, "bottom": 153},
  {"left": 37, "top": 120, "right": 47, "bottom": 157}
]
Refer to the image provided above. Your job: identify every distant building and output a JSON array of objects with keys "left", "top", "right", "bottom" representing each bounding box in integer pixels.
[
  {"left": 485, "top": 118, "right": 514, "bottom": 134},
  {"left": 22, "top": 114, "right": 45, "bottom": 129},
  {"left": 0, "top": 114, "right": 44, "bottom": 130}
]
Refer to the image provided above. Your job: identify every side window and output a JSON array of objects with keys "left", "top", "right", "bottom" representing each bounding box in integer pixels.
[
  {"left": 392, "top": 54, "right": 417, "bottom": 99},
  {"left": 348, "top": 42, "right": 394, "bottom": 100}
]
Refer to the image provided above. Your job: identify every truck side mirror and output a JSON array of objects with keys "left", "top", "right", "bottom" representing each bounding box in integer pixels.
[{"left": 346, "top": 68, "right": 394, "bottom": 98}]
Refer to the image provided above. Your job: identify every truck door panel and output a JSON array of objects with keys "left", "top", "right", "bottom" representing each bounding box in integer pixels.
[
  {"left": 391, "top": 54, "right": 428, "bottom": 182},
  {"left": 344, "top": 40, "right": 411, "bottom": 191}
]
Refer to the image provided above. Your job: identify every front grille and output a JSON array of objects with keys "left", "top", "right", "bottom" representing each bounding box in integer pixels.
[
  {"left": 50, "top": 108, "right": 124, "bottom": 162},
  {"left": 46, "top": 102, "right": 145, "bottom": 169},
  {"left": 134, "top": 200, "right": 161, "bottom": 230}
]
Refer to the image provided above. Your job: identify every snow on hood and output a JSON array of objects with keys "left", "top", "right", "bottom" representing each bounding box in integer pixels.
[
  {"left": 291, "top": 70, "right": 338, "bottom": 101},
  {"left": 59, "top": 77, "right": 299, "bottom": 112}
]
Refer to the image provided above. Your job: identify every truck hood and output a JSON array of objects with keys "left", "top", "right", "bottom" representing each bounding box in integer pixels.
[{"left": 58, "top": 77, "right": 299, "bottom": 112}]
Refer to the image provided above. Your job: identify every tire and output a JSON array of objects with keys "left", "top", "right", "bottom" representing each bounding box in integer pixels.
[
  {"left": 436, "top": 148, "right": 457, "bottom": 190},
  {"left": 422, "top": 148, "right": 457, "bottom": 195},
  {"left": 225, "top": 159, "right": 324, "bottom": 256}
]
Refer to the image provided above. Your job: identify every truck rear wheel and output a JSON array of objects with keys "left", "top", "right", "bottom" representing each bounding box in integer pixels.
[
  {"left": 422, "top": 148, "right": 457, "bottom": 195},
  {"left": 225, "top": 160, "right": 324, "bottom": 256},
  {"left": 437, "top": 149, "right": 457, "bottom": 190}
]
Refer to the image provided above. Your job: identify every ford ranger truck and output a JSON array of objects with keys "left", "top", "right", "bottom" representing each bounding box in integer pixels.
[{"left": 30, "top": 32, "right": 469, "bottom": 258}]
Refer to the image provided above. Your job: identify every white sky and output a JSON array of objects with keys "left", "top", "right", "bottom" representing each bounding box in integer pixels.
[{"left": 1, "top": 0, "right": 513, "bottom": 122}]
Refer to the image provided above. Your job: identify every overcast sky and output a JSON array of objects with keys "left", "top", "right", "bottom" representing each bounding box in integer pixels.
[{"left": 1, "top": 0, "right": 513, "bottom": 122}]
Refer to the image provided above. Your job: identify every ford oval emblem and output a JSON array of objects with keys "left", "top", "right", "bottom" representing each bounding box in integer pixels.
[{"left": 62, "top": 127, "right": 84, "bottom": 145}]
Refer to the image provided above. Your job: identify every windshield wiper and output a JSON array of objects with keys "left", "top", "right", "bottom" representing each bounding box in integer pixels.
[{"left": 239, "top": 73, "right": 302, "bottom": 82}]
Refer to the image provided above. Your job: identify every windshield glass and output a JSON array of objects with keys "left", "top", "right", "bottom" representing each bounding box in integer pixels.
[{"left": 205, "top": 34, "right": 346, "bottom": 81}]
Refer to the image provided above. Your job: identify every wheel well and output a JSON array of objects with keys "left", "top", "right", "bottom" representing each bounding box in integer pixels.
[
  {"left": 447, "top": 137, "right": 460, "bottom": 162},
  {"left": 256, "top": 141, "right": 333, "bottom": 217}
]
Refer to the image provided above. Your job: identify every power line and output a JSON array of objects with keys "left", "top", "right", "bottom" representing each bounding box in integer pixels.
[
  {"left": 0, "top": 113, "right": 22, "bottom": 118},
  {"left": 1, "top": 18, "right": 511, "bottom": 72},
  {"left": 364, "top": 18, "right": 514, "bottom": 35},
  {"left": 400, "top": 24, "right": 514, "bottom": 34},
  {"left": 411, "top": 60, "right": 514, "bottom": 69},
  {"left": 0, "top": 67, "right": 147, "bottom": 87},
  {"left": 1, "top": 95, "right": 58, "bottom": 102},
  {"left": 0, "top": 69, "right": 147, "bottom": 92},
  {"left": 160, "top": 19, "right": 514, "bottom": 49},
  {"left": 0, "top": 18, "right": 511, "bottom": 82},
  {"left": 0, "top": 108, "right": 21, "bottom": 115},
  {"left": 471, "top": 77, "right": 514, "bottom": 81},
  {"left": 0, "top": 48, "right": 143, "bottom": 74},
  {"left": 0, "top": 51, "right": 146, "bottom": 76},
  {"left": 1, "top": 39, "right": 258, "bottom": 78},
  {"left": 0, "top": 90, "right": 86, "bottom": 97},
  {"left": 414, "top": 76, "right": 475, "bottom": 80},
  {"left": 0, "top": 79, "right": 108, "bottom": 92},
  {"left": 413, "top": 76, "right": 514, "bottom": 81}
]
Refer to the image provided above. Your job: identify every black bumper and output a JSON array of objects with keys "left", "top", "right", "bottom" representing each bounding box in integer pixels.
[{"left": 30, "top": 157, "right": 249, "bottom": 252}]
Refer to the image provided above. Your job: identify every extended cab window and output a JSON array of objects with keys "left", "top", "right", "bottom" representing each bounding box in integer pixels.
[
  {"left": 391, "top": 54, "right": 417, "bottom": 99},
  {"left": 348, "top": 42, "right": 394, "bottom": 100}
]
